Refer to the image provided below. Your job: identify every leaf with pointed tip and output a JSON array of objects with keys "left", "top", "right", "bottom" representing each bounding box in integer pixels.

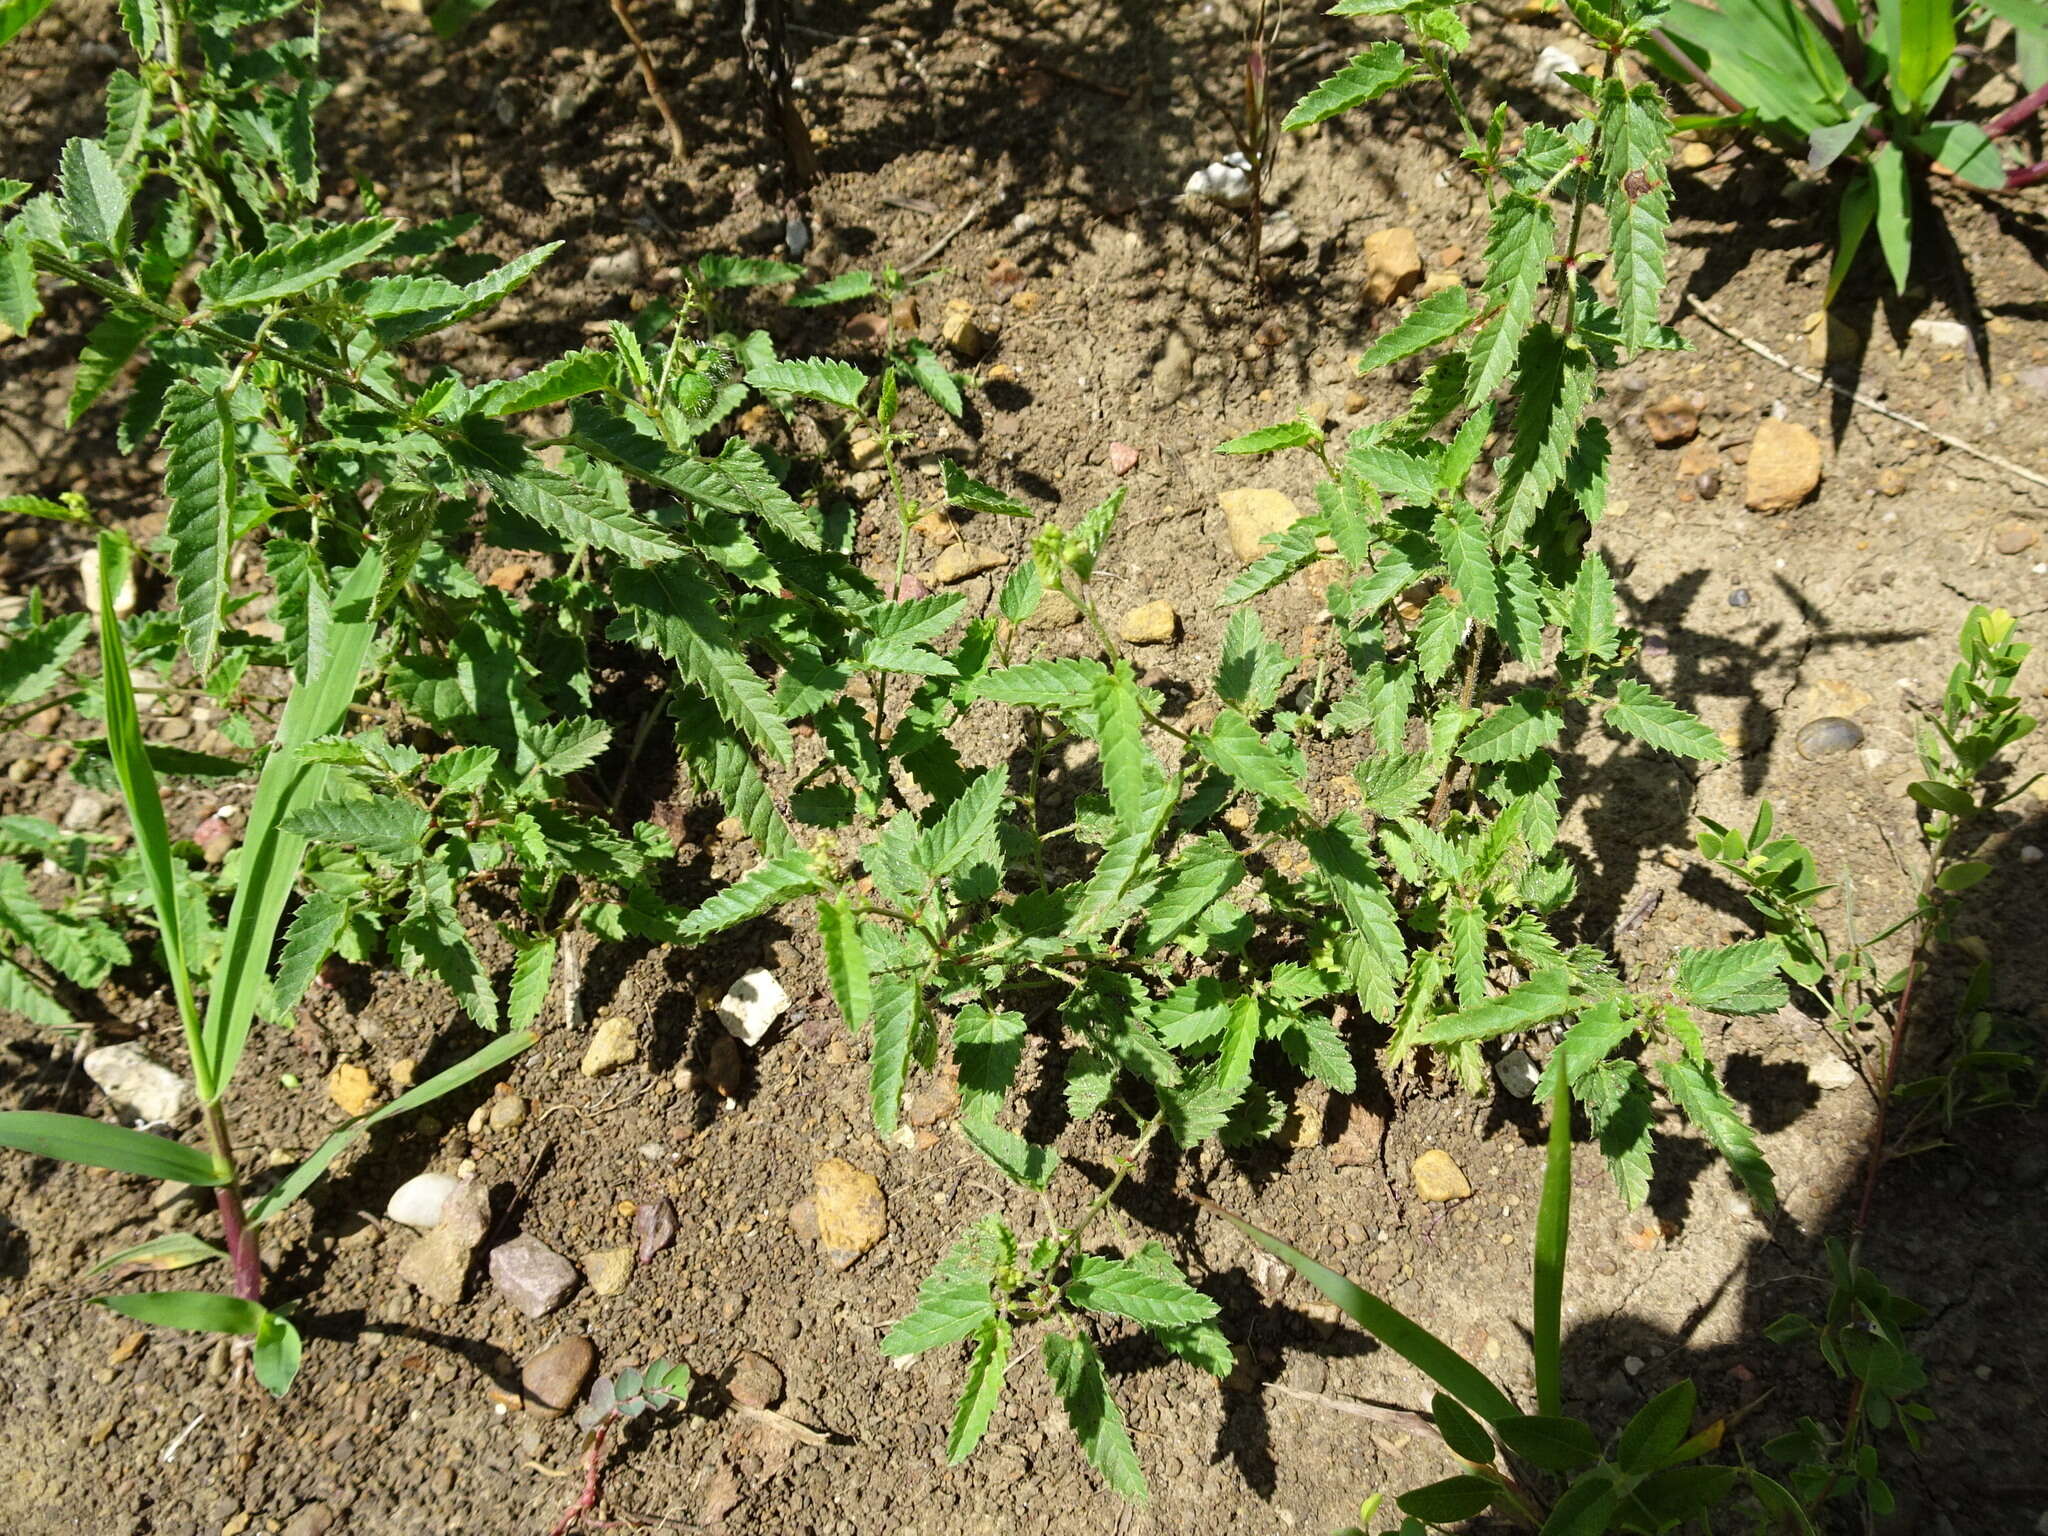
[
  {"left": 1196, "top": 710, "right": 1308, "bottom": 812},
  {"left": 1604, "top": 680, "right": 1725, "bottom": 760},
  {"left": 200, "top": 220, "right": 398, "bottom": 310},
  {"left": 1358, "top": 283, "right": 1473, "bottom": 373},
  {"left": 817, "top": 897, "right": 872, "bottom": 1034},
  {"left": 1283, "top": 40, "right": 1411, "bottom": 129},
  {"left": 745, "top": 357, "right": 868, "bottom": 411},
  {"left": 58, "top": 137, "right": 128, "bottom": 251},
  {"left": 0, "top": 1112, "right": 226, "bottom": 1185},
  {"left": 1660, "top": 1056, "right": 1776, "bottom": 1212},
  {"left": 1495, "top": 326, "right": 1595, "bottom": 540},
  {"left": 161, "top": 384, "right": 235, "bottom": 670},
  {"left": 947, "top": 1318, "right": 1012, "bottom": 1463},
  {"left": 1043, "top": 1332, "right": 1148, "bottom": 1502},
  {"left": 609, "top": 563, "right": 792, "bottom": 762},
  {"left": 1464, "top": 193, "right": 1554, "bottom": 405}
]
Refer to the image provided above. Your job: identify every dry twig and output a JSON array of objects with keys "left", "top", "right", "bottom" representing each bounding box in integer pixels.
[
  {"left": 1264, "top": 1381, "right": 1437, "bottom": 1436},
  {"left": 608, "top": 0, "right": 688, "bottom": 166},
  {"left": 1683, "top": 294, "right": 2048, "bottom": 501}
]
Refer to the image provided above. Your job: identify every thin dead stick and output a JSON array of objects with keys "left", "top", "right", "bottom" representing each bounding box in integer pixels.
[
  {"left": 1265, "top": 1381, "right": 1437, "bottom": 1436},
  {"left": 903, "top": 199, "right": 990, "bottom": 274},
  {"left": 1684, "top": 294, "right": 2048, "bottom": 501},
  {"left": 609, "top": 0, "right": 688, "bottom": 165}
]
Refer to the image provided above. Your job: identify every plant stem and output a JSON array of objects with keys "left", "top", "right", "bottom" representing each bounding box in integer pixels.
[
  {"left": 1531, "top": 1074, "right": 1573, "bottom": 1419},
  {"left": 548, "top": 1421, "right": 611, "bottom": 1536},
  {"left": 200, "top": 1100, "right": 262, "bottom": 1303},
  {"left": 1986, "top": 78, "right": 2048, "bottom": 138},
  {"left": 1034, "top": 1112, "right": 1166, "bottom": 1306}
]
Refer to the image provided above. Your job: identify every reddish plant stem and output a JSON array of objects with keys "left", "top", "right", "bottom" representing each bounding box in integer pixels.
[
  {"left": 1987, "top": 79, "right": 2048, "bottom": 139},
  {"left": 1850, "top": 923, "right": 1930, "bottom": 1238},
  {"left": 201, "top": 1101, "right": 263, "bottom": 1302},
  {"left": 549, "top": 1423, "right": 610, "bottom": 1536},
  {"left": 2005, "top": 158, "right": 2048, "bottom": 190}
]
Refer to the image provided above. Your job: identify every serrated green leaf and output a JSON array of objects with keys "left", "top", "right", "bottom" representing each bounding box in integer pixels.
[
  {"left": 1660, "top": 1056, "right": 1776, "bottom": 1212},
  {"left": 1042, "top": 1331, "right": 1148, "bottom": 1502},
  {"left": 0, "top": 231, "right": 41, "bottom": 335},
  {"left": 1132, "top": 834, "right": 1244, "bottom": 955},
  {"left": 161, "top": 384, "right": 235, "bottom": 670},
  {"left": 1274, "top": 1007, "right": 1356, "bottom": 1093},
  {"left": 869, "top": 969, "right": 919, "bottom": 1136},
  {"left": 1495, "top": 326, "right": 1595, "bottom": 540},
  {"left": 882, "top": 1219, "right": 1004, "bottom": 1356},
  {"left": 1066, "top": 1253, "right": 1218, "bottom": 1327},
  {"left": 1465, "top": 193, "right": 1555, "bottom": 405},
  {"left": 1197, "top": 710, "right": 1308, "bottom": 812},
  {"left": 1675, "top": 940, "right": 1788, "bottom": 1017},
  {"left": 1420, "top": 967, "right": 1573, "bottom": 1045},
  {"left": 1460, "top": 690, "right": 1564, "bottom": 763},
  {"left": 967, "top": 658, "right": 1110, "bottom": 712},
  {"left": 505, "top": 934, "right": 556, "bottom": 1032},
  {"left": 669, "top": 853, "right": 819, "bottom": 942},
  {"left": 1579, "top": 1057, "right": 1654, "bottom": 1208},
  {"left": 1565, "top": 550, "right": 1620, "bottom": 661},
  {"left": 1357, "top": 283, "right": 1473, "bottom": 373},
  {"left": 58, "top": 137, "right": 128, "bottom": 252},
  {"left": 265, "top": 890, "right": 347, "bottom": 1021},
  {"left": 609, "top": 562, "right": 793, "bottom": 763},
  {"left": 1301, "top": 814, "right": 1407, "bottom": 1020},
  {"left": 283, "top": 797, "right": 430, "bottom": 859},
  {"left": 947, "top": 1318, "right": 1011, "bottom": 1463},
  {"left": 1282, "top": 40, "right": 1411, "bottom": 129},
  {"left": 1494, "top": 550, "right": 1545, "bottom": 669},
  {"left": 818, "top": 897, "right": 872, "bottom": 1034},
  {"left": 455, "top": 422, "right": 682, "bottom": 566},
  {"left": 470, "top": 348, "right": 618, "bottom": 416},
  {"left": 1093, "top": 670, "right": 1160, "bottom": 834},
  {"left": 67, "top": 306, "right": 152, "bottom": 427},
  {"left": 745, "top": 357, "right": 868, "bottom": 411},
  {"left": 0, "top": 0, "right": 57, "bottom": 47},
  {"left": 1215, "top": 419, "right": 1323, "bottom": 456},
  {"left": 941, "top": 458, "right": 1031, "bottom": 518},
  {"left": 787, "top": 270, "right": 876, "bottom": 307},
  {"left": 1414, "top": 593, "right": 1465, "bottom": 684},
  {"left": 199, "top": 220, "right": 398, "bottom": 310},
  {"left": 1434, "top": 505, "right": 1497, "bottom": 629},
  {"left": 1604, "top": 680, "right": 1725, "bottom": 760}
]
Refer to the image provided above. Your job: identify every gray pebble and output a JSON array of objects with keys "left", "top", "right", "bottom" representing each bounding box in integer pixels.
[{"left": 1795, "top": 716, "right": 1864, "bottom": 760}]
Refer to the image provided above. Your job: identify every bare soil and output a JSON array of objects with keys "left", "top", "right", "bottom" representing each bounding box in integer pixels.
[{"left": 2, "top": 3, "right": 2046, "bottom": 1534}]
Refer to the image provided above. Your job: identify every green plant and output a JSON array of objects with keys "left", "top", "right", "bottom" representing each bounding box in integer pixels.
[
  {"left": 623, "top": 0, "right": 1807, "bottom": 1499},
  {"left": 1207, "top": 1098, "right": 1849, "bottom": 1535},
  {"left": 1698, "top": 606, "right": 2041, "bottom": 1198},
  {"left": 0, "top": 0, "right": 924, "bottom": 1026},
  {"left": 549, "top": 1358, "right": 695, "bottom": 1536},
  {"left": 0, "top": 536, "right": 533, "bottom": 1395},
  {"left": 1629, "top": 0, "right": 2048, "bottom": 299}
]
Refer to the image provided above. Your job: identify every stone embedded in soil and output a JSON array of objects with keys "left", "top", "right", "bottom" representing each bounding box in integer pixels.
[
  {"left": 940, "top": 300, "right": 988, "bottom": 359},
  {"left": 326, "top": 1063, "right": 378, "bottom": 1117},
  {"left": 727, "top": 1351, "right": 785, "bottom": 1411},
  {"left": 634, "top": 1195, "right": 678, "bottom": 1263},
  {"left": 1108, "top": 440, "right": 1140, "bottom": 476},
  {"left": 62, "top": 792, "right": 108, "bottom": 832},
  {"left": 1643, "top": 395, "right": 1700, "bottom": 446},
  {"left": 396, "top": 1176, "right": 490, "bottom": 1307},
  {"left": 484, "top": 563, "right": 527, "bottom": 592},
  {"left": 1809, "top": 1056, "right": 1860, "bottom": 1091},
  {"left": 281, "top": 1503, "right": 337, "bottom": 1536},
  {"left": 1152, "top": 332, "right": 1195, "bottom": 407},
  {"left": 716, "top": 968, "right": 790, "bottom": 1047},
  {"left": 488, "top": 1092, "right": 528, "bottom": 1131},
  {"left": 1793, "top": 678, "right": 1872, "bottom": 718},
  {"left": 1118, "top": 600, "right": 1179, "bottom": 646},
  {"left": 579, "top": 1015, "right": 640, "bottom": 1078},
  {"left": 1495, "top": 1048, "right": 1541, "bottom": 1099},
  {"left": 520, "top": 1335, "right": 597, "bottom": 1420},
  {"left": 932, "top": 543, "right": 1006, "bottom": 585},
  {"left": 581, "top": 1246, "right": 634, "bottom": 1298},
  {"left": 1328, "top": 1099, "right": 1385, "bottom": 1168},
  {"left": 1411, "top": 1148, "right": 1472, "bottom": 1202},
  {"left": 911, "top": 509, "right": 959, "bottom": 547},
  {"left": 1361, "top": 227, "right": 1423, "bottom": 307},
  {"left": 1994, "top": 522, "right": 2039, "bottom": 555},
  {"left": 1795, "top": 716, "right": 1864, "bottom": 761},
  {"left": 585, "top": 246, "right": 644, "bottom": 286},
  {"left": 82, "top": 1044, "right": 190, "bottom": 1125},
  {"left": 1018, "top": 590, "right": 1082, "bottom": 631},
  {"left": 706, "top": 1034, "right": 746, "bottom": 1098},
  {"left": 698, "top": 1461, "right": 743, "bottom": 1526},
  {"left": 812, "top": 1158, "right": 886, "bottom": 1271},
  {"left": 490, "top": 1235, "right": 580, "bottom": 1318},
  {"left": 386, "top": 1171, "right": 460, "bottom": 1230},
  {"left": 1743, "top": 419, "right": 1824, "bottom": 512},
  {"left": 1220, "top": 487, "right": 1301, "bottom": 564}
]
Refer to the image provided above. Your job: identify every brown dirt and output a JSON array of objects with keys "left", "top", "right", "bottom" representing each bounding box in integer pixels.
[{"left": 3, "top": 3, "right": 2047, "bottom": 1534}]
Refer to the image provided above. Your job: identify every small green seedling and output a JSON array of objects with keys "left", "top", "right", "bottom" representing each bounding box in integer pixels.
[{"left": 548, "top": 1359, "right": 694, "bottom": 1536}]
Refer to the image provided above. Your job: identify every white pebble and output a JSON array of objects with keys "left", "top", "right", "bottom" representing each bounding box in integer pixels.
[
  {"left": 1624, "top": 1355, "right": 1646, "bottom": 1376},
  {"left": 717, "top": 968, "right": 790, "bottom": 1046},
  {"left": 2022, "top": 845, "right": 2044, "bottom": 864},
  {"left": 385, "top": 1172, "right": 460, "bottom": 1230}
]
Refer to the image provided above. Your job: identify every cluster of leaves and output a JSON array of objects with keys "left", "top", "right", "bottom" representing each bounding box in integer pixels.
[
  {"left": 0, "top": 0, "right": 981, "bottom": 1029},
  {"left": 614, "top": 0, "right": 1799, "bottom": 1496},
  {"left": 1633, "top": 0, "right": 2048, "bottom": 299},
  {"left": 880, "top": 1214, "right": 1229, "bottom": 1497},
  {"left": 577, "top": 1357, "right": 694, "bottom": 1432},
  {"left": 1762, "top": 1239, "right": 1931, "bottom": 1520},
  {"left": 1701, "top": 606, "right": 2041, "bottom": 1130}
]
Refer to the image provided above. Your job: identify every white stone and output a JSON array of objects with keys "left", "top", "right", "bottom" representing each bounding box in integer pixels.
[
  {"left": 1909, "top": 318, "right": 1969, "bottom": 349},
  {"left": 1494, "top": 1048, "right": 1542, "bottom": 1099},
  {"left": 82, "top": 1044, "right": 190, "bottom": 1125},
  {"left": 1532, "top": 46, "right": 1582, "bottom": 89},
  {"left": 716, "top": 968, "right": 790, "bottom": 1046},
  {"left": 77, "top": 548, "right": 138, "bottom": 620},
  {"left": 1809, "top": 1056, "right": 1861, "bottom": 1091},
  {"left": 1184, "top": 153, "right": 1253, "bottom": 208},
  {"left": 386, "top": 1171, "right": 460, "bottom": 1230}
]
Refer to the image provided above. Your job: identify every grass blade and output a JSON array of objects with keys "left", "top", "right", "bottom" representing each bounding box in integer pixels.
[
  {"left": 0, "top": 1110, "right": 226, "bottom": 1184},
  {"left": 202, "top": 550, "right": 383, "bottom": 1095},
  {"left": 1198, "top": 1195, "right": 1517, "bottom": 1425}
]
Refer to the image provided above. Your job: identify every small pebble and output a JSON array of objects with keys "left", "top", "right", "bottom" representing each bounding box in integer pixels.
[
  {"left": 520, "top": 1335, "right": 597, "bottom": 1419},
  {"left": 1795, "top": 716, "right": 1864, "bottom": 761},
  {"left": 386, "top": 1172, "right": 460, "bottom": 1230},
  {"left": 634, "top": 1196, "right": 679, "bottom": 1263},
  {"left": 488, "top": 1093, "right": 528, "bottom": 1131},
  {"left": 1727, "top": 588, "right": 1751, "bottom": 608}
]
